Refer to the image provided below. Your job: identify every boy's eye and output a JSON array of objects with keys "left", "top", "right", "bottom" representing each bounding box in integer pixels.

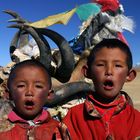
[
  {"left": 35, "top": 84, "right": 44, "bottom": 88},
  {"left": 115, "top": 64, "right": 123, "bottom": 67},
  {"left": 96, "top": 63, "right": 104, "bottom": 66},
  {"left": 17, "top": 84, "right": 25, "bottom": 88}
]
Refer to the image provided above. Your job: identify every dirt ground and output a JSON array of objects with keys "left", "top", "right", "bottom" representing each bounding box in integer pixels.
[{"left": 123, "top": 70, "right": 140, "bottom": 111}]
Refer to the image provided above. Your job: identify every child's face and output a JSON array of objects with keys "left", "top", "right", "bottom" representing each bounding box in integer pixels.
[
  {"left": 89, "top": 47, "right": 129, "bottom": 101},
  {"left": 9, "top": 65, "right": 50, "bottom": 120}
]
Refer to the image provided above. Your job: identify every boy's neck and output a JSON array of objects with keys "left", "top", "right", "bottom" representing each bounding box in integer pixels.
[
  {"left": 13, "top": 108, "right": 43, "bottom": 121},
  {"left": 92, "top": 92, "right": 121, "bottom": 104}
]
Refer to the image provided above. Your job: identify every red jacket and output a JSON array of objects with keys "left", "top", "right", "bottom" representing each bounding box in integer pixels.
[
  {"left": 61, "top": 92, "right": 140, "bottom": 140},
  {"left": 0, "top": 109, "right": 61, "bottom": 140}
]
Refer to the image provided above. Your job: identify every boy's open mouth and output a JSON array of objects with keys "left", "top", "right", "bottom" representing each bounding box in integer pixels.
[
  {"left": 25, "top": 100, "right": 35, "bottom": 109},
  {"left": 103, "top": 80, "right": 114, "bottom": 90}
]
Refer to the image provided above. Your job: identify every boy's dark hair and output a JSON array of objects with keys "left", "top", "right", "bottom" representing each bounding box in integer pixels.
[
  {"left": 87, "top": 38, "right": 133, "bottom": 71},
  {"left": 7, "top": 59, "right": 51, "bottom": 90}
]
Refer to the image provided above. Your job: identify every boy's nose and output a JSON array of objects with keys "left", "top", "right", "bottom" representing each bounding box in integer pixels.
[
  {"left": 105, "top": 65, "right": 113, "bottom": 76},
  {"left": 25, "top": 86, "right": 34, "bottom": 96},
  {"left": 25, "top": 91, "right": 34, "bottom": 96}
]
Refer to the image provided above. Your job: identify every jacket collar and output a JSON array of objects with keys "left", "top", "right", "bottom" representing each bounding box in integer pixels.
[
  {"left": 8, "top": 108, "right": 50, "bottom": 126},
  {"left": 84, "top": 91, "right": 130, "bottom": 118}
]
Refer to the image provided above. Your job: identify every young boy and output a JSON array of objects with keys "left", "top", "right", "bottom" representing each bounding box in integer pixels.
[
  {"left": 60, "top": 38, "right": 140, "bottom": 140},
  {"left": 0, "top": 60, "right": 61, "bottom": 140}
]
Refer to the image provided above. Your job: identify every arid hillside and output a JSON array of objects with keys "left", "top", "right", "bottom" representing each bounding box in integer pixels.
[{"left": 123, "top": 70, "right": 140, "bottom": 111}]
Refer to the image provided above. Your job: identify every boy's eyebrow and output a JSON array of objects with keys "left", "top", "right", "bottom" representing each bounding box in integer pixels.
[
  {"left": 34, "top": 80, "right": 47, "bottom": 84},
  {"left": 14, "top": 80, "right": 26, "bottom": 83},
  {"left": 94, "top": 59, "right": 126, "bottom": 63}
]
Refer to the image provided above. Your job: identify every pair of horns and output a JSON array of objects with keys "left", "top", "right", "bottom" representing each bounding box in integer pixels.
[{"left": 5, "top": 10, "right": 75, "bottom": 83}]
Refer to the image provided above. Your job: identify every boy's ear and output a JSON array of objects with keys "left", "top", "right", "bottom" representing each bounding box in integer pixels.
[
  {"left": 81, "top": 65, "right": 91, "bottom": 78},
  {"left": 126, "top": 69, "right": 137, "bottom": 82},
  {"left": 4, "top": 87, "right": 11, "bottom": 100},
  {"left": 46, "top": 89, "right": 55, "bottom": 102}
]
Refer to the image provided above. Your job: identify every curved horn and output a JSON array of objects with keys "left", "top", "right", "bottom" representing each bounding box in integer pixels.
[
  {"left": 46, "top": 81, "right": 94, "bottom": 106},
  {"left": 35, "top": 28, "right": 75, "bottom": 83},
  {"left": 8, "top": 24, "right": 52, "bottom": 71},
  {"left": 3, "top": 10, "right": 28, "bottom": 23}
]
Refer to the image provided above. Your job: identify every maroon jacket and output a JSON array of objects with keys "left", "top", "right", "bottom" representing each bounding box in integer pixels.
[
  {"left": 61, "top": 92, "right": 140, "bottom": 140},
  {"left": 0, "top": 109, "right": 61, "bottom": 140}
]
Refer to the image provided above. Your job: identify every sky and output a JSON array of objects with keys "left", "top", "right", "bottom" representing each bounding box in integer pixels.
[{"left": 0, "top": 0, "right": 140, "bottom": 67}]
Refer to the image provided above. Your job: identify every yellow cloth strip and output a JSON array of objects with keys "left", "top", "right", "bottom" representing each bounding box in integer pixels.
[{"left": 28, "top": 8, "right": 76, "bottom": 28}]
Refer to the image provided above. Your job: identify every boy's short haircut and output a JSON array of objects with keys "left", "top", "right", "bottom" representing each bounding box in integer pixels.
[
  {"left": 7, "top": 59, "right": 51, "bottom": 90},
  {"left": 87, "top": 38, "right": 133, "bottom": 71}
]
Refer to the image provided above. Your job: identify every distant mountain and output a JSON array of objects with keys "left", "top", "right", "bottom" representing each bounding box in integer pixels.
[
  {"left": 135, "top": 63, "right": 140, "bottom": 67},
  {"left": 134, "top": 63, "right": 140, "bottom": 72}
]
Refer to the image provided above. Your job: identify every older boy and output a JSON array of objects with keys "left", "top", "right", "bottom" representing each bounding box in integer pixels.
[
  {"left": 61, "top": 38, "right": 140, "bottom": 140},
  {"left": 0, "top": 60, "right": 61, "bottom": 140}
]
